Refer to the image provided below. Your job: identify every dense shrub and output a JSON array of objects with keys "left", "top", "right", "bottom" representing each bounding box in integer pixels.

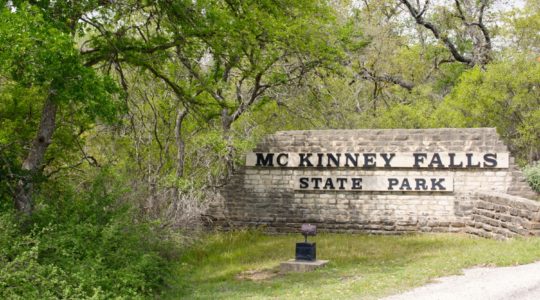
[
  {"left": 523, "top": 163, "right": 540, "bottom": 194},
  {"left": 0, "top": 171, "right": 177, "bottom": 299},
  {"left": 433, "top": 61, "right": 540, "bottom": 163}
]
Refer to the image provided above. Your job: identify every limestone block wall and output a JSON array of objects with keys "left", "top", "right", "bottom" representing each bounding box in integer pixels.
[
  {"left": 466, "top": 192, "right": 540, "bottom": 239},
  {"left": 208, "top": 128, "right": 538, "bottom": 236}
]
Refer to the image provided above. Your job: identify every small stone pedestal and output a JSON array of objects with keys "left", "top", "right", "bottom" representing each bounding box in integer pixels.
[{"left": 280, "top": 259, "right": 329, "bottom": 273}]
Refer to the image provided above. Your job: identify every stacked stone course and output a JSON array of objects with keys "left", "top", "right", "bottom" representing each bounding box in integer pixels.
[
  {"left": 208, "top": 128, "right": 539, "bottom": 239},
  {"left": 466, "top": 192, "right": 540, "bottom": 239}
]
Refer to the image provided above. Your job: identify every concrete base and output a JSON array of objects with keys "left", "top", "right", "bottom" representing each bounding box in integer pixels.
[{"left": 280, "top": 259, "right": 329, "bottom": 273}]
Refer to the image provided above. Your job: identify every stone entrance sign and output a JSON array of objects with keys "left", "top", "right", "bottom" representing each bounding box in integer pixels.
[{"left": 208, "top": 128, "right": 539, "bottom": 239}]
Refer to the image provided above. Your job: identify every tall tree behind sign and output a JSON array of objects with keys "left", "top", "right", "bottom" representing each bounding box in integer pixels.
[{"left": 0, "top": 4, "right": 121, "bottom": 215}]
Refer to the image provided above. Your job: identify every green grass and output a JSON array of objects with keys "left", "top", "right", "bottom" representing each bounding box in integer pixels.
[{"left": 164, "top": 231, "right": 540, "bottom": 299}]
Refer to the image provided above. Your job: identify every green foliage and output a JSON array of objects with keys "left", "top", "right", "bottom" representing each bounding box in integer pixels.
[
  {"left": 0, "top": 4, "right": 123, "bottom": 202},
  {"left": 502, "top": 0, "right": 540, "bottom": 53},
  {"left": 523, "top": 163, "right": 540, "bottom": 193},
  {"left": 433, "top": 62, "right": 468, "bottom": 94},
  {"left": 433, "top": 59, "right": 540, "bottom": 162},
  {"left": 0, "top": 5, "right": 120, "bottom": 119},
  {"left": 375, "top": 101, "right": 433, "bottom": 129},
  {"left": 10, "top": 0, "right": 104, "bottom": 33},
  {"left": 0, "top": 170, "right": 175, "bottom": 299}
]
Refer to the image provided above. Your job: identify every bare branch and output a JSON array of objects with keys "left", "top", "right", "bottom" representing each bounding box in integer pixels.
[
  {"left": 177, "top": 55, "right": 226, "bottom": 103},
  {"left": 453, "top": 0, "right": 491, "bottom": 63},
  {"left": 45, "top": 161, "right": 85, "bottom": 178},
  {"left": 399, "top": 0, "right": 473, "bottom": 65},
  {"left": 75, "top": 137, "right": 100, "bottom": 168},
  {"left": 134, "top": 61, "right": 200, "bottom": 110},
  {"left": 473, "top": 1, "right": 492, "bottom": 52},
  {"left": 354, "top": 68, "right": 415, "bottom": 91},
  {"left": 417, "top": 0, "right": 429, "bottom": 18},
  {"left": 454, "top": 0, "right": 466, "bottom": 21}
]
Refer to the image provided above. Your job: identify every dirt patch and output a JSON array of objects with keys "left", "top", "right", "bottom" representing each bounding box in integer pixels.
[{"left": 236, "top": 268, "right": 280, "bottom": 281}]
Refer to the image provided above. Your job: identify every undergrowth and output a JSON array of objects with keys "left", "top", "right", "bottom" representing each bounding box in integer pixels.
[
  {"left": 524, "top": 163, "right": 540, "bottom": 194},
  {"left": 0, "top": 170, "right": 179, "bottom": 299}
]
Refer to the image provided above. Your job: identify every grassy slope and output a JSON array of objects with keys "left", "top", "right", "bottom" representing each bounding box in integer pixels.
[{"left": 164, "top": 231, "right": 540, "bottom": 299}]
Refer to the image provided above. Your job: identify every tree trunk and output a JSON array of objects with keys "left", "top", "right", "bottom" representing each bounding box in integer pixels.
[
  {"left": 171, "top": 108, "right": 188, "bottom": 203},
  {"left": 221, "top": 108, "right": 235, "bottom": 178},
  {"left": 14, "top": 94, "right": 58, "bottom": 215},
  {"left": 175, "top": 108, "right": 188, "bottom": 178}
]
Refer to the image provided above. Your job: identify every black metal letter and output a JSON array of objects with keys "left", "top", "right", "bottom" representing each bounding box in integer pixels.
[
  {"left": 316, "top": 153, "right": 324, "bottom": 167},
  {"left": 256, "top": 153, "right": 274, "bottom": 166},
  {"left": 431, "top": 178, "right": 446, "bottom": 190},
  {"left": 351, "top": 178, "right": 363, "bottom": 189},
  {"left": 466, "top": 153, "right": 481, "bottom": 167},
  {"left": 428, "top": 153, "right": 445, "bottom": 168},
  {"left": 388, "top": 178, "right": 399, "bottom": 190},
  {"left": 323, "top": 178, "right": 335, "bottom": 190},
  {"left": 276, "top": 153, "right": 289, "bottom": 166},
  {"left": 327, "top": 153, "right": 341, "bottom": 167},
  {"left": 413, "top": 153, "right": 428, "bottom": 168},
  {"left": 336, "top": 178, "right": 347, "bottom": 189},
  {"left": 399, "top": 178, "right": 412, "bottom": 190},
  {"left": 299, "top": 177, "right": 309, "bottom": 189},
  {"left": 311, "top": 177, "right": 322, "bottom": 189},
  {"left": 415, "top": 178, "right": 428, "bottom": 190},
  {"left": 344, "top": 153, "right": 359, "bottom": 167},
  {"left": 483, "top": 153, "right": 498, "bottom": 168},
  {"left": 299, "top": 153, "right": 314, "bottom": 167},
  {"left": 381, "top": 153, "right": 395, "bottom": 168},
  {"left": 363, "top": 153, "right": 376, "bottom": 168},
  {"left": 448, "top": 153, "right": 463, "bottom": 168}
]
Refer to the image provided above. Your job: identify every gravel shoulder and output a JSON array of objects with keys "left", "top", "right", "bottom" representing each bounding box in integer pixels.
[{"left": 383, "top": 261, "right": 540, "bottom": 300}]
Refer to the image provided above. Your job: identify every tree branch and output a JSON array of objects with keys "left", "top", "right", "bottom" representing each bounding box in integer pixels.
[
  {"left": 134, "top": 61, "right": 197, "bottom": 109},
  {"left": 399, "top": 0, "right": 473, "bottom": 65},
  {"left": 177, "top": 55, "right": 226, "bottom": 103},
  {"left": 454, "top": 0, "right": 491, "bottom": 52},
  {"left": 354, "top": 68, "right": 415, "bottom": 91}
]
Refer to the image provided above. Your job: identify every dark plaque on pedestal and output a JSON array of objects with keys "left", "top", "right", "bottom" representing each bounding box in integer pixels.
[
  {"left": 281, "top": 224, "right": 327, "bottom": 272},
  {"left": 296, "top": 224, "right": 317, "bottom": 261},
  {"left": 295, "top": 242, "right": 316, "bottom": 261}
]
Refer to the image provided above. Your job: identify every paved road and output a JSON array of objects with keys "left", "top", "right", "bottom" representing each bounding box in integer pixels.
[{"left": 384, "top": 261, "right": 540, "bottom": 300}]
